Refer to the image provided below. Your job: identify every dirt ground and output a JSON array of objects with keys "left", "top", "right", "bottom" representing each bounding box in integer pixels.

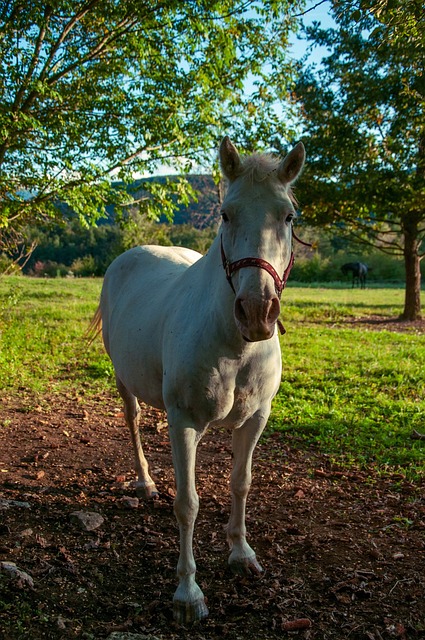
[{"left": 0, "top": 388, "right": 424, "bottom": 640}]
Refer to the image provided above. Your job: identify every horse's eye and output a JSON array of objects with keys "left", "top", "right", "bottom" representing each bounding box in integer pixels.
[
  {"left": 221, "top": 211, "right": 229, "bottom": 223},
  {"left": 286, "top": 212, "right": 295, "bottom": 224}
]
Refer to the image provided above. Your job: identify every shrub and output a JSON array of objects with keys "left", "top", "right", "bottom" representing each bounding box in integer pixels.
[
  {"left": 70, "top": 255, "right": 97, "bottom": 277},
  {"left": 291, "top": 254, "right": 332, "bottom": 282},
  {"left": 30, "top": 260, "right": 69, "bottom": 277},
  {"left": 0, "top": 253, "right": 22, "bottom": 275}
]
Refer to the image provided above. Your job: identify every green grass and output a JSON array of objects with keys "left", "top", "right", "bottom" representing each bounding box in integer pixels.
[
  {"left": 0, "top": 276, "right": 424, "bottom": 478},
  {"left": 271, "top": 326, "right": 425, "bottom": 475},
  {"left": 271, "top": 287, "right": 425, "bottom": 477},
  {"left": 0, "top": 276, "right": 113, "bottom": 395},
  {"left": 282, "top": 285, "right": 406, "bottom": 321}
]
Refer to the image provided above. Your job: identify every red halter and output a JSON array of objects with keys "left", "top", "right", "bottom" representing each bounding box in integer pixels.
[
  {"left": 220, "top": 229, "right": 311, "bottom": 335},
  {"left": 220, "top": 235, "right": 294, "bottom": 298}
]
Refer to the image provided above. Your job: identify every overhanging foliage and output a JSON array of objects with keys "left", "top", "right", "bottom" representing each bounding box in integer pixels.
[
  {"left": 294, "top": 0, "right": 425, "bottom": 318},
  {"left": 0, "top": 0, "right": 302, "bottom": 241}
]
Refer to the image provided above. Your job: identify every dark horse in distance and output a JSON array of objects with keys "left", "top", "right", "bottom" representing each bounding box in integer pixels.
[{"left": 341, "top": 262, "right": 370, "bottom": 288}]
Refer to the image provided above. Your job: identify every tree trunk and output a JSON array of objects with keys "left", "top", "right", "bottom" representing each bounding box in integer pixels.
[{"left": 401, "top": 218, "right": 422, "bottom": 321}]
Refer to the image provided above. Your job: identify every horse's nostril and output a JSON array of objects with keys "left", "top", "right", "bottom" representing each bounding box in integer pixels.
[
  {"left": 235, "top": 296, "right": 280, "bottom": 328},
  {"left": 235, "top": 297, "right": 247, "bottom": 324},
  {"left": 267, "top": 297, "right": 281, "bottom": 324}
]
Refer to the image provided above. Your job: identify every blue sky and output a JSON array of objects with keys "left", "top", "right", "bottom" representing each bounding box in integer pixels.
[
  {"left": 151, "top": 1, "right": 337, "bottom": 177},
  {"left": 289, "top": 0, "right": 336, "bottom": 63}
]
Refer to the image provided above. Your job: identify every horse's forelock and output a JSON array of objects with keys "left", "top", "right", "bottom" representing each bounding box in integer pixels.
[
  {"left": 239, "top": 153, "right": 279, "bottom": 183},
  {"left": 239, "top": 154, "right": 298, "bottom": 206}
]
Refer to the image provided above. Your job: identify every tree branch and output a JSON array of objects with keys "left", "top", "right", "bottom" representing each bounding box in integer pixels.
[
  {"left": 46, "top": 16, "right": 137, "bottom": 87},
  {"left": 106, "top": 139, "right": 180, "bottom": 175},
  {"left": 291, "top": 0, "right": 329, "bottom": 19},
  {"left": 332, "top": 211, "right": 404, "bottom": 253},
  {"left": 0, "top": 238, "right": 37, "bottom": 274},
  {"left": 12, "top": 6, "right": 52, "bottom": 112},
  {"left": 346, "top": 229, "right": 404, "bottom": 255},
  {"left": 38, "top": 0, "right": 102, "bottom": 83},
  {"left": 19, "top": 3, "right": 138, "bottom": 117}
]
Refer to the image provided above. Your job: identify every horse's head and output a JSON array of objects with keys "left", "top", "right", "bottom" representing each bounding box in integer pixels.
[{"left": 219, "top": 137, "right": 305, "bottom": 342}]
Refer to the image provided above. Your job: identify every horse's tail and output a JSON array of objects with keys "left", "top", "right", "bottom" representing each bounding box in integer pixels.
[{"left": 86, "top": 305, "right": 102, "bottom": 345}]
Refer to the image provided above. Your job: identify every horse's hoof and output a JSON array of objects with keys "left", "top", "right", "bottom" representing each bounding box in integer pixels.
[
  {"left": 229, "top": 554, "right": 263, "bottom": 576},
  {"left": 173, "top": 597, "right": 209, "bottom": 624},
  {"left": 134, "top": 481, "right": 159, "bottom": 500}
]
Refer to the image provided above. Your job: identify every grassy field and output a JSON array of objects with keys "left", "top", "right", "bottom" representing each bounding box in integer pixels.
[{"left": 0, "top": 276, "right": 424, "bottom": 478}]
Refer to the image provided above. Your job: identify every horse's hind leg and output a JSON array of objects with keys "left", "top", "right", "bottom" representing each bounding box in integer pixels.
[{"left": 116, "top": 376, "right": 158, "bottom": 499}]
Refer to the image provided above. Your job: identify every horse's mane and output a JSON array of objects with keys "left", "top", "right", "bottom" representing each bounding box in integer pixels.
[{"left": 239, "top": 153, "right": 298, "bottom": 205}]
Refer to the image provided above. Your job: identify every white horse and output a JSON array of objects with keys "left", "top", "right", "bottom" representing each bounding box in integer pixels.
[{"left": 97, "top": 137, "right": 305, "bottom": 623}]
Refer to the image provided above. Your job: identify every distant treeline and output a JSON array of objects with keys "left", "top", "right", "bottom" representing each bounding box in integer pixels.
[
  {"left": 0, "top": 173, "right": 415, "bottom": 283},
  {"left": 11, "top": 218, "right": 217, "bottom": 277},
  {"left": 1, "top": 217, "right": 412, "bottom": 284},
  {"left": 1, "top": 174, "right": 221, "bottom": 277}
]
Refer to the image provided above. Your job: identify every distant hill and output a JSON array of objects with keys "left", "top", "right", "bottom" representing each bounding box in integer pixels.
[
  {"left": 164, "top": 174, "right": 221, "bottom": 228},
  {"left": 102, "top": 174, "right": 221, "bottom": 229}
]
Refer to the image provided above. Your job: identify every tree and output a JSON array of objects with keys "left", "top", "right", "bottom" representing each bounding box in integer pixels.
[
  {"left": 365, "top": 0, "right": 425, "bottom": 55},
  {"left": 0, "top": 0, "right": 301, "bottom": 256},
  {"left": 294, "top": 0, "right": 425, "bottom": 320}
]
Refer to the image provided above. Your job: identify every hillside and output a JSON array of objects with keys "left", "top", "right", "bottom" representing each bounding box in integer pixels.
[{"left": 104, "top": 174, "right": 221, "bottom": 229}]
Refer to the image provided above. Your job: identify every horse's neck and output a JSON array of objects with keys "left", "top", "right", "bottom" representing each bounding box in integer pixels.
[
  {"left": 200, "top": 234, "right": 233, "bottom": 307},
  {"left": 197, "top": 235, "right": 242, "bottom": 343}
]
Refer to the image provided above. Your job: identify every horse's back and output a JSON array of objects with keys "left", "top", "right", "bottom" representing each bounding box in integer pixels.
[
  {"left": 105, "top": 245, "right": 200, "bottom": 284},
  {"left": 102, "top": 244, "right": 202, "bottom": 321},
  {"left": 102, "top": 245, "right": 201, "bottom": 304}
]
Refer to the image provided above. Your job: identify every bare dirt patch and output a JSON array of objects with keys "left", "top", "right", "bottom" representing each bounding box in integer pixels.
[
  {"left": 0, "top": 391, "right": 424, "bottom": 639},
  {"left": 345, "top": 316, "right": 425, "bottom": 334}
]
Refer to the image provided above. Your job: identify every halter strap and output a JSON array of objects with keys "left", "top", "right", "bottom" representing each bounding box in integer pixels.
[
  {"left": 220, "top": 235, "right": 294, "bottom": 299},
  {"left": 292, "top": 228, "right": 313, "bottom": 248}
]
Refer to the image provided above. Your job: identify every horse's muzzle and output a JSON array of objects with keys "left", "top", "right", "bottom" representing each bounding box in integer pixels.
[{"left": 234, "top": 296, "right": 281, "bottom": 341}]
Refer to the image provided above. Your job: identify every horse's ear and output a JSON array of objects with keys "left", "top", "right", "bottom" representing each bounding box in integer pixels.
[
  {"left": 220, "top": 136, "right": 242, "bottom": 181},
  {"left": 277, "top": 142, "right": 305, "bottom": 185}
]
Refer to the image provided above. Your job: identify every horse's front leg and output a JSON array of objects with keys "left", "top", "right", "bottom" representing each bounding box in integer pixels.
[
  {"left": 168, "top": 421, "right": 209, "bottom": 623},
  {"left": 227, "top": 411, "right": 268, "bottom": 575}
]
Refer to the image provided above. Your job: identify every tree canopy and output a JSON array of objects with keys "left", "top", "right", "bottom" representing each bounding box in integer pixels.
[
  {"left": 0, "top": 0, "right": 301, "bottom": 249},
  {"left": 295, "top": 0, "right": 425, "bottom": 319}
]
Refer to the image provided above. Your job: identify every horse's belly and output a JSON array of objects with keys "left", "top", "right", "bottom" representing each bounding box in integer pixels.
[
  {"left": 119, "top": 360, "right": 165, "bottom": 410},
  {"left": 107, "top": 327, "right": 165, "bottom": 408}
]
